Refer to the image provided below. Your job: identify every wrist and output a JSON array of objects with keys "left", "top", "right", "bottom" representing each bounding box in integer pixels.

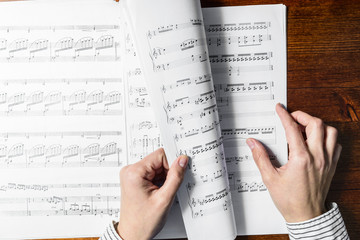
[
  {"left": 117, "top": 220, "right": 150, "bottom": 240},
  {"left": 284, "top": 204, "right": 327, "bottom": 223}
]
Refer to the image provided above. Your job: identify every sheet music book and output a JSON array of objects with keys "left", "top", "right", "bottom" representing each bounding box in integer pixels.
[{"left": 0, "top": 0, "right": 287, "bottom": 239}]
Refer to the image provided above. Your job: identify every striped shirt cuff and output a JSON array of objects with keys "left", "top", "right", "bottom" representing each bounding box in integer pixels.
[
  {"left": 286, "top": 202, "right": 349, "bottom": 240},
  {"left": 99, "top": 221, "right": 123, "bottom": 240}
]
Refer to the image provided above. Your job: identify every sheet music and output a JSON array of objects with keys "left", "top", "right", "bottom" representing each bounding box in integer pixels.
[
  {"left": 122, "top": 17, "right": 187, "bottom": 238},
  {"left": 123, "top": 0, "right": 237, "bottom": 239},
  {"left": 203, "top": 4, "right": 288, "bottom": 235},
  {"left": 0, "top": 1, "right": 126, "bottom": 238},
  {"left": 0, "top": 1, "right": 288, "bottom": 238}
]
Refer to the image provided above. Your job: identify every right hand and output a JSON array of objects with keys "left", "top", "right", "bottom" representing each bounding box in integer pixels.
[{"left": 246, "top": 103, "right": 342, "bottom": 223}]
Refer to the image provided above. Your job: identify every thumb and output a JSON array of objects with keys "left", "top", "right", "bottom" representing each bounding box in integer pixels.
[
  {"left": 246, "top": 138, "right": 277, "bottom": 183},
  {"left": 158, "top": 155, "right": 188, "bottom": 202}
]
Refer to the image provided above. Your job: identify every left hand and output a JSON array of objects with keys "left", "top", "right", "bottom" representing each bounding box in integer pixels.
[{"left": 117, "top": 148, "right": 188, "bottom": 240}]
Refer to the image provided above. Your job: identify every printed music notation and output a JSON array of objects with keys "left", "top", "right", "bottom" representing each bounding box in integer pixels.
[
  {"left": 222, "top": 127, "right": 276, "bottom": 147},
  {"left": 190, "top": 152, "right": 224, "bottom": 171},
  {"left": 128, "top": 121, "right": 162, "bottom": 161},
  {"left": 186, "top": 182, "right": 231, "bottom": 219},
  {"left": 228, "top": 172, "right": 267, "bottom": 193},
  {"left": 209, "top": 52, "right": 273, "bottom": 64},
  {"left": 0, "top": 25, "right": 120, "bottom": 32},
  {"left": 205, "top": 21, "right": 271, "bottom": 33},
  {"left": 165, "top": 90, "right": 216, "bottom": 112},
  {"left": 215, "top": 81, "right": 274, "bottom": 105},
  {"left": 151, "top": 38, "right": 206, "bottom": 59},
  {"left": 0, "top": 131, "right": 123, "bottom": 168},
  {"left": 153, "top": 51, "right": 208, "bottom": 72},
  {"left": 212, "top": 64, "right": 274, "bottom": 76},
  {"left": 161, "top": 74, "right": 212, "bottom": 93},
  {"left": 177, "top": 137, "right": 223, "bottom": 157},
  {"left": 0, "top": 90, "right": 122, "bottom": 116},
  {"left": 0, "top": 35, "right": 120, "bottom": 62},
  {"left": 0, "top": 182, "right": 120, "bottom": 192},
  {"left": 207, "top": 34, "right": 271, "bottom": 47},
  {"left": 128, "top": 85, "right": 151, "bottom": 108},
  {"left": 0, "top": 142, "right": 122, "bottom": 168},
  {"left": 174, "top": 120, "right": 221, "bottom": 142},
  {"left": 0, "top": 194, "right": 120, "bottom": 217},
  {"left": 188, "top": 186, "right": 229, "bottom": 208},
  {"left": 147, "top": 19, "right": 203, "bottom": 39},
  {"left": 0, "top": 78, "right": 122, "bottom": 86},
  {"left": 191, "top": 200, "right": 232, "bottom": 219},
  {"left": 214, "top": 81, "right": 274, "bottom": 94},
  {"left": 0, "top": 131, "right": 121, "bottom": 139},
  {"left": 166, "top": 104, "right": 218, "bottom": 126}
]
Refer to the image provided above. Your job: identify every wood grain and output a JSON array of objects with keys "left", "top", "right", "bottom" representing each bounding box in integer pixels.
[{"left": 2, "top": 0, "right": 359, "bottom": 239}]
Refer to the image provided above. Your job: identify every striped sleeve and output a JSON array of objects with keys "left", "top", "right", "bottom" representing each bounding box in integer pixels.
[
  {"left": 287, "top": 203, "right": 349, "bottom": 240},
  {"left": 99, "top": 221, "right": 123, "bottom": 240}
]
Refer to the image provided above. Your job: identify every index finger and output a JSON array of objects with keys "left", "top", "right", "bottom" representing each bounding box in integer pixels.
[
  {"left": 276, "top": 103, "right": 307, "bottom": 153},
  {"left": 136, "top": 148, "right": 169, "bottom": 181}
]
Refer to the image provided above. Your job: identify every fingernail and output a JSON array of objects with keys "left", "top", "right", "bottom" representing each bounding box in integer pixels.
[
  {"left": 178, "top": 156, "right": 188, "bottom": 168},
  {"left": 279, "top": 103, "right": 287, "bottom": 110},
  {"left": 246, "top": 139, "right": 255, "bottom": 150}
]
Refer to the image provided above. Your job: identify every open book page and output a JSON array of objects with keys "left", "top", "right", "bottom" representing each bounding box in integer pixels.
[
  {"left": 122, "top": 15, "right": 186, "bottom": 239},
  {"left": 123, "top": 0, "right": 237, "bottom": 239},
  {"left": 0, "top": 1, "right": 125, "bottom": 238},
  {"left": 203, "top": 5, "right": 288, "bottom": 235}
]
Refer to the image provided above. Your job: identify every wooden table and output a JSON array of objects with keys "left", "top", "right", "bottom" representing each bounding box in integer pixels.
[{"left": 1, "top": 0, "right": 359, "bottom": 239}]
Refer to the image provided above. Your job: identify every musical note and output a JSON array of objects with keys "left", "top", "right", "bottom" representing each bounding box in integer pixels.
[
  {"left": 0, "top": 35, "right": 120, "bottom": 62},
  {"left": 153, "top": 51, "right": 208, "bottom": 72},
  {"left": 151, "top": 38, "right": 206, "bottom": 59},
  {"left": 207, "top": 34, "right": 271, "bottom": 47},
  {"left": 147, "top": 19, "right": 203, "bottom": 39},
  {"left": 0, "top": 90, "right": 122, "bottom": 116},
  {"left": 0, "top": 194, "right": 120, "bottom": 217},
  {"left": 205, "top": 21, "right": 271, "bottom": 33}
]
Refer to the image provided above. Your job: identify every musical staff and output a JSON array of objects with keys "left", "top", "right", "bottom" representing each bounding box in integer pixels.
[
  {"left": 0, "top": 90, "right": 122, "bottom": 116},
  {"left": 0, "top": 182, "right": 120, "bottom": 192},
  {"left": 161, "top": 74, "right": 212, "bottom": 93},
  {"left": 0, "top": 131, "right": 123, "bottom": 168},
  {"left": 212, "top": 64, "right": 274, "bottom": 76},
  {"left": 166, "top": 104, "right": 218, "bottom": 125},
  {"left": 207, "top": 34, "right": 271, "bottom": 47},
  {"left": 165, "top": 90, "right": 216, "bottom": 111},
  {"left": 228, "top": 172, "right": 267, "bottom": 193},
  {"left": 128, "top": 121, "right": 162, "bottom": 161},
  {"left": 222, "top": 127, "right": 276, "bottom": 147},
  {"left": 0, "top": 25, "right": 120, "bottom": 32},
  {"left": 0, "top": 35, "right": 120, "bottom": 62},
  {"left": 174, "top": 120, "right": 221, "bottom": 142},
  {"left": 147, "top": 19, "right": 203, "bottom": 39},
  {"left": 151, "top": 38, "right": 206, "bottom": 59},
  {"left": 0, "top": 194, "right": 120, "bottom": 217},
  {"left": 0, "top": 142, "right": 122, "bottom": 168},
  {"left": 209, "top": 52, "right": 273, "bottom": 64},
  {"left": 153, "top": 51, "right": 208, "bottom": 72},
  {"left": 0, "top": 78, "right": 122, "bottom": 86},
  {"left": 205, "top": 21, "right": 271, "bottom": 33}
]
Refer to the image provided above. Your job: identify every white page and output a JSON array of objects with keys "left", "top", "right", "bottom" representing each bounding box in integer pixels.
[
  {"left": 203, "top": 5, "right": 288, "bottom": 235},
  {"left": 123, "top": 0, "right": 237, "bottom": 239},
  {"left": 121, "top": 15, "right": 186, "bottom": 239},
  {"left": 0, "top": 1, "right": 126, "bottom": 238}
]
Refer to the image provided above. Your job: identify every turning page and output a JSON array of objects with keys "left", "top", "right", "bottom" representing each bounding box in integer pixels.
[
  {"left": 123, "top": 0, "right": 237, "bottom": 239},
  {"left": 203, "top": 4, "right": 288, "bottom": 235}
]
